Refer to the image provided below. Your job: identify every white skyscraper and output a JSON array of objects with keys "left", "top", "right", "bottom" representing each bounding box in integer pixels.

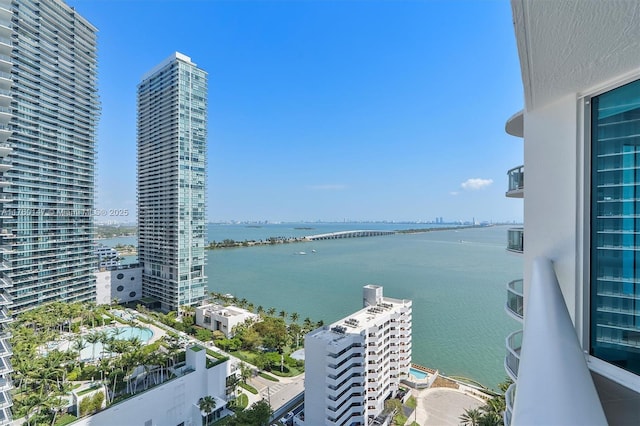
[
  {"left": 304, "top": 285, "right": 412, "bottom": 426},
  {"left": 137, "top": 52, "right": 208, "bottom": 312}
]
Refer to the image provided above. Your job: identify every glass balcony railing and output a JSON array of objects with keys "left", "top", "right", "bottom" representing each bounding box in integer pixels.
[
  {"left": 506, "top": 279, "right": 524, "bottom": 321},
  {"left": 504, "top": 383, "right": 516, "bottom": 426},
  {"left": 507, "top": 228, "right": 524, "bottom": 253},
  {"left": 506, "top": 165, "right": 524, "bottom": 197},
  {"left": 505, "top": 330, "right": 522, "bottom": 381}
]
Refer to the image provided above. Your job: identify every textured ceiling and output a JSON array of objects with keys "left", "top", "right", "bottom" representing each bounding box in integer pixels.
[{"left": 512, "top": 0, "right": 640, "bottom": 110}]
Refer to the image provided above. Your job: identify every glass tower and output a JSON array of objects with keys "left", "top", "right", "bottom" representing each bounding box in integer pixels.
[
  {"left": 591, "top": 78, "right": 640, "bottom": 375},
  {"left": 0, "top": 0, "right": 98, "bottom": 314},
  {"left": 137, "top": 52, "right": 207, "bottom": 312}
]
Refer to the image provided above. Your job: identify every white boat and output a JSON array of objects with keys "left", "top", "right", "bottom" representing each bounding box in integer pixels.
[{"left": 296, "top": 251, "right": 307, "bottom": 255}]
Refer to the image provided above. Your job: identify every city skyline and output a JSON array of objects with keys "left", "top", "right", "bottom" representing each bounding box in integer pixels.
[{"left": 69, "top": 0, "right": 524, "bottom": 223}]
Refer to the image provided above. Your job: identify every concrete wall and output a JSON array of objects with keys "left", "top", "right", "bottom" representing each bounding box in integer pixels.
[
  {"left": 95, "top": 267, "right": 143, "bottom": 306},
  {"left": 72, "top": 346, "right": 229, "bottom": 426},
  {"left": 523, "top": 93, "right": 579, "bottom": 326}
]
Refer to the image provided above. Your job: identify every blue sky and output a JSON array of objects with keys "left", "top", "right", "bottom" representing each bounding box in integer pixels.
[{"left": 69, "top": 0, "right": 524, "bottom": 223}]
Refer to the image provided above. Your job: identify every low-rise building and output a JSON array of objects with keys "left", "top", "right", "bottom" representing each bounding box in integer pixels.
[
  {"left": 72, "top": 345, "right": 232, "bottom": 426},
  {"left": 195, "top": 303, "right": 259, "bottom": 337},
  {"left": 304, "top": 285, "right": 412, "bottom": 426},
  {"left": 95, "top": 265, "right": 143, "bottom": 306}
]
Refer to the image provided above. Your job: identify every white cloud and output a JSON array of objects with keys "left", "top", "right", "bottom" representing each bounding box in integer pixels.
[
  {"left": 307, "top": 184, "right": 347, "bottom": 191},
  {"left": 461, "top": 178, "right": 493, "bottom": 190}
]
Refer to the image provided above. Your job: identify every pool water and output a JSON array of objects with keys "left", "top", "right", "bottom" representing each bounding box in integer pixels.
[
  {"left": 110, "top": 326, "right": 153, "bottom": 341},
  {"left": 410, "top": 367, "right": 428, "bottom": 380}
]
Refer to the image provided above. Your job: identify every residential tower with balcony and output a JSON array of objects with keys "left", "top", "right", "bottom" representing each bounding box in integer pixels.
[
  {"left": 503, "top": 1, "right": 640, "bottom": 424},
  {"left": 137, "top": 52, "right": 208, "bottom": 312},
  {"left": 304, "top": 285, "right": 412, "bottom": 426}
]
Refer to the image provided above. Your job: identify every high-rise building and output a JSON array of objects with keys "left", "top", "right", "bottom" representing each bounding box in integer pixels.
[
  {"left": 304, "top": 285, "right": 412, "bottom": 426},
  {"left": 503, "top": 1, "right": 640, "bottom": 424},
  {"left": 0, "top": 0, "right": 98, "bottom": 313},
  {"left": 0, "top": 0, "right": 98, "bottom": 422},
  {"left": 137, "top": 52, "right": 207, "bottom": 312}
]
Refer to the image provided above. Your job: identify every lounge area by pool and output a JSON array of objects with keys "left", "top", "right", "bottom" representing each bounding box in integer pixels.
[{"left": 45, "top": 326, "right": 154, "bottom": 361}]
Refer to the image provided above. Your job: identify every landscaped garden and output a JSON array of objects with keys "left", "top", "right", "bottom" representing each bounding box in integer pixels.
[{"left": 9, "top": 293, "right": 326, "bottom": 425}]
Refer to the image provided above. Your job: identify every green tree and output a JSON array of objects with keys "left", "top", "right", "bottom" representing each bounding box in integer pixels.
[
  {"left": 459, "top": 408, "right": 483, "bottom": 426},
  {"left": 198, "top": 395, "right": 216, "bottom": 425},
  {"left": 196, "top": 328, "right": 213, "bottom": 342},
  {"left": 290, "top": 312, "right": 299, "bottom": 323},
  {"left": 229, "top": 400, "right": 272, "bottom": 426}
]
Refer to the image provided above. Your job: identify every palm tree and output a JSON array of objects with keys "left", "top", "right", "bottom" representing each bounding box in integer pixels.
[
  {"left": 303, "top": 317, "right": 312, "bottom": 330},
  {"left": 290, "top": 312, "right": 299, "bottom": 323},
  {"left": 239, "top": 362, "right": 253, "bottom": 384},
  {"left": 459, "top": 408, "right": 482, "bottom": 426},
  {"left": 72, "top": 337, "right": 87, "bottom": 364},
  {"left": 198, "top": 395, "right": 216, "bottom": 425},
  {"left": 279, "top": 310, "right": 287, "bottom": 319},
  {"left": 85, "top": 331, "right": 102, "bottom": 361},
  {"left": 267, "top": 307, "right": 276, "bottom": 317}
]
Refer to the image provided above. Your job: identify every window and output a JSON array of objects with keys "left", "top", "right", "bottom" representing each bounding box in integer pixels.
[
  {"left": 116, "top": 285, "right": 124, "bottom": 292},
  {"left": 117, "top": 273, "right": 124, "bottom": 280},
  {"left": 590, "top": 78, "right": 640, "bottom": 375}
]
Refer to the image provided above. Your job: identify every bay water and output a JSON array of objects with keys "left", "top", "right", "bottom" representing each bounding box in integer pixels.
[{"left": 102, "top": 223, "right": 522, "bottom": 389}]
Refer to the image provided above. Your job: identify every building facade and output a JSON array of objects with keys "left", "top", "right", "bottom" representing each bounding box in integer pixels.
[
  {"left": 504, "top": 1, "right": 640, "bottom": 424},
  {"left": 304, "top": 285, "right": 412, "bottom": 426},
  {"left": 195, "top": 303, "right": 259, "bottom": 338},
  {"left": 137, "top": 52, "right": 208, "bottom": 312},
  {"left": 0, "top": 0, "right": 99, "bottom": 422},
  {"left": 72, "top": 345, "right": 232, "bottom": 426},
  {"left": 0, "top": 0, "right": 98, "bottom": 314},
  {"left": 95, "top": 265, "right": 142, "bottom": 306}
]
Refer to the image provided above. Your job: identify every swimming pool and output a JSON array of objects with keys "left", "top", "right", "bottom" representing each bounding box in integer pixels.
[
  {"left": 110, "top": 326, "right": 153, "bottom": 342},
  {"left": 410, "top": 367, "right": 428, "bottom": 380}
]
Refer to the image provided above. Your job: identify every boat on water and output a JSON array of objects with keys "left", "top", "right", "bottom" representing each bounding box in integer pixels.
[{"left": 296, "top": 251, "right": 307, "bottom": 255}]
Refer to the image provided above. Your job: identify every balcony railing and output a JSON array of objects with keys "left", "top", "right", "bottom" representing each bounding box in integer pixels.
[
  {"left": 505, "top": 330, "right": 522, "bottom": 381},
  {"left": 504, "top": 383, "right": 516, "bottom": 426},
  {"left": 506, "top": 279, "right": 524, "bottom": 321},
  {"left": 506, "top": 165, "right": 524, "bottom": 198},
  {"left": 507, "top": 228, "right": 524, "bottom": 253},
  {"left": 510, "top": 257, "right": 606, "bottom": 425}
]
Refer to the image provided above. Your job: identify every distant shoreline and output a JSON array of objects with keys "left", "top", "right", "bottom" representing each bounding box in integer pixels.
[{"left": 205, "top": 224, "right": 491, "bottom": 250}]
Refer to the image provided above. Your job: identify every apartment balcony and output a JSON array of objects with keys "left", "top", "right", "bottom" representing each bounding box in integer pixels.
[
  {"left": 0, "top": 391, "right": 11, "bottom": 411},
  {"left": 504, "top": 330, "right": 522, "bottom": 381},
  {"left": 507, "top": 228, "right": 524, "bottom": 253},
  {"left": 505, "top": 110, "right": 524, "bottom": 138},
  {"left": 0, "top": 357, "right": 11, "bottom": 375},
  {"left": 0, "top": 162, "right": 10, "bottom": 173},
  {"left": 504, "top": 383, "right": 516, "bottom": 426},
  {"left": 506, "top": 165, "right": 524, "bottom": 198},
  {"left": 509, "top": 257, "right": 606, "bottom": 425},
  {"left": 506, "top": 279, "right": 524, "bottom": 321},
  {"left": 0, "top": 378, "right": 10, "bottom": 394},
  {"left": 0, "top": 144, "right": 10, "bottom": 158},
  {"left": 0, "top": 127, "right": 9, "bottom": 144}
]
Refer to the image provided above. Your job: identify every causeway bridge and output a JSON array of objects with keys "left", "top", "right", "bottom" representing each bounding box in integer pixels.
[{"left": 306, "top": 230, "right": 396, "bottom": 241}]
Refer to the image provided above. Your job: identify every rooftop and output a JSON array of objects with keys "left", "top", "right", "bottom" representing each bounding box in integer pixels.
[{"left": 310, "top": 296, "right": 411, "bottom": 343}]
